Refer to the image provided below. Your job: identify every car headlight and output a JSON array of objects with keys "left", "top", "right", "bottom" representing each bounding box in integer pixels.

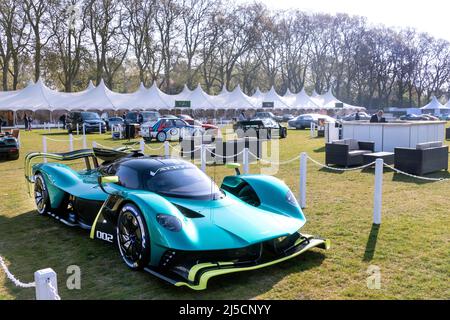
[
  {"left": 156, "top": 214, "right": 182, "bottom": 232},
  {"left": 285, "top": 190, "right": 299, "bottom": 207}
]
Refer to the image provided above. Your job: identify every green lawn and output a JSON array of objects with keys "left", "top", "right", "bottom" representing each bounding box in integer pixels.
[{"left": 0, "top": 126, "right": 449, "bottom": 300}]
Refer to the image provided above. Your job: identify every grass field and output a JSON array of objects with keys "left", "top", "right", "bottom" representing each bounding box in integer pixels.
[{"left": 0, "top": 126, "right": 449, "bottom": 300}]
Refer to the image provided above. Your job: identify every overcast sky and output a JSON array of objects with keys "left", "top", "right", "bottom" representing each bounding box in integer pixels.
[{"left": 237, "top": 0, "right": 450, "bottom": 41}]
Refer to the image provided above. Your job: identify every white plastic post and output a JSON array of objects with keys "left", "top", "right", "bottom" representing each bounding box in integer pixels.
[
  {"left": 82, "top": 134, "right": 87, "bottom": 149},
  {"left": 310, "top": 122, "right": 315, "bottom": 138},
  {"left": 140, "top": 139, "right": 145, "bottom": 153},
  {"left": 299, "top": 152, "right": 307, "bottom": 208},
  {"left": 92, "top": 141, "right": 97, "bottom": 148},
  {"left": 76, "top": 123, "right": 79, "bottom": 135},
  {"left": 164, "top": 141, "right": 170, "bottom": 158},
  {"left": 82, "top": 123, "right": 86, "bottom": 136},
  {"left": 69, "top": 134, "right": 74, "bottom": 151},
  {"left": 34, "top": 268, "right": 59, "bottom": 300},
  {"left": 42, "top": 137, "right": 47, "bottom": 163},
  {"left": 200, "top": 144, "right": 206, "bottom": 173},
  {"left": 99, "top": 122, "right": 102, "bottom": 134},
  {"left": 243, "top": 147, "right": 249, "bottom": 174},
  {"left": 373, "top": 158, "right": 383, "bottom": 225}
]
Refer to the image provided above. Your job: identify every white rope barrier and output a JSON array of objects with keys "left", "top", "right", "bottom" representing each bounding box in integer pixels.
[
  {"left": 248, "top": 151, "right": 302, "bottom": 165},
  {"left": 306, "top": 155, "right": 376, "bottom": 171},
  {"left": 44, "top": 136, "right": 84, "bottom": 142},
  {"left": 47, "top": 279, "right": 61, "bottom": 300},
  {"left": 206, "top": 149, "right": 245, "bottom": 159},
  {"left": 383, "top": 163, "right": 450, "bottom": 182},
  {"left": 0, "top": 256, "right": 35, "bottom": 288}
]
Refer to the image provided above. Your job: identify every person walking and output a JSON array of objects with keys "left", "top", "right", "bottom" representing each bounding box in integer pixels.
[{"left": 0, "top": 115, "right": 3, "bottom": 132}]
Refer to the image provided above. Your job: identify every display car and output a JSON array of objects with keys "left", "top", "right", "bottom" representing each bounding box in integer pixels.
[
  {"left": 0, "top": 132, "right": 19, "bottom": 160},
  {"left": 252, "top": 111, "right": 283, "bottom": 122},
  {"left": 124, "top": 111, "right": 161, "bottom": 125},
  {"left": 288, "top": 114, "right": 335, "bottom": 130},
  {"left": 66, "top": 111, "right": 107, "bottom": 133},
  {"left": 24, "top": 147, "right": 329, "bottom": 290},
  {"left": 140, "top": 117, "right": 204, "bottom": 142},
  {"left": 235, "top": 118, "right": 287, "bottom": 139}
]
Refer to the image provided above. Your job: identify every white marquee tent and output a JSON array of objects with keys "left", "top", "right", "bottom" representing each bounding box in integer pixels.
[
  {"left": 0, "top": 79, "right": 366, "bottom": 114},
  {"left": 421, "top": 96, "right": 449, "bottom": 115}
]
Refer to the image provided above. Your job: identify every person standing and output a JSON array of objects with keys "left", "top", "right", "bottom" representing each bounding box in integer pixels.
[
  {"left": 370, "top": 110, "right": 386, "bottom": 123},
  {"left": 0, "top": 115, "right": 3, "bottom": 132},
  {"left": 59, "top": 113, "right": 67, "bottom": 129},
  {"left": 355, "top": 111, "right": 361, "bottom": 121},
  {"left": 27, "top": 115, "right": 33, "bottom": 131},
  {"left": 24, "top": 114, "right": 29, "bottom": 131}
]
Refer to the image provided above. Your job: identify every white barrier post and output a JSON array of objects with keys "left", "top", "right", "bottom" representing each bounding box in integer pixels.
[
  {"left": 92, "top": 141, "right": 97, "bottom": 148},
  {"left": 34, "top": 268, "right": 59, "bottom": 300},
  {"left": 82, "top": 123, "right": 86, "bottom": 136},
  {"left": 200, "top": 144, "right": 206, "bottom": 172},
  {"left": 310, "top": 122, "right": 315, "bottom": 138},
  {"left": 99, "top": 123, "right": 102, "bottom": 135},
  {"left": 42, "top": 137, "right": 47, "bottom": 163},
  {"left": 76, "top": 123, "right": 79, "bottom": 135},
  {"left": 164, "top": 141, "right": 170, "bottom": 158},
  {"left": 140, "top": 139, "right": 145, "bottom": 153},
  {"left": 373, "top": 158, "right": 383, "bottom": 225},
  {"left": 299, "top": 152, "right": 307, "bottom": 208},
  {"left": 69, "top": 134, "right": 74, "bottom": 151},
  {"left": 82, "top": 134, "right": 87, "bottom": 149},
  {"left": 243, "top": 147, "right": 249, "bottom": 174}
]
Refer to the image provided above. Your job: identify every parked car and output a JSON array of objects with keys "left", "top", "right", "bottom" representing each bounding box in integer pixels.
[
  {"left": 0, "top": 131, "right": 19, "bottom": 160},
  {"left": 235, "top": 118, "right": 287, "bottom": 139},
  {"left": 341, "top": 112, "right": 371, "bottom": 121},
  {"left": 282, "top": 114, "right": 295, "bottom": 122},
  {"left": 140, "top": 117, "right": 204, "bottom": 142},
  {"left": 104, "top": 117, "right": 124, "bottom": 130},
  {"left": 288, "top": 114, "right": 335, "bottom": 130},
  {"left": 124, "top": 111, "right": 161, "bottom": 125},
  {"left": 252, "top": 111, "right": 283, "bottom": 122},
  {"left": 421, "top": 114, "right": 439, "bottom": 121},
  {"left": 66, "top": 111, "right": 106, "bottom": 133},
  {"left": 178, "top": 114, "right": 219, "bottom": 131}
]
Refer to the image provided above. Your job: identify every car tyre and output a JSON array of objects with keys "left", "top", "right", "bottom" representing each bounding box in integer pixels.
[
  {"left": 34, "top": 173, "right": 51, "bottom": 215},
  {"left": 116, "top": 203, "right": 151, "bottom": 270},
  {"left": 157, "top": 131, "right": 167, "bottom": 142}
]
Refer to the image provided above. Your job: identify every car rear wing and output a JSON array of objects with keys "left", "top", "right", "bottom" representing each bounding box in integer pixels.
[{"left": 24, "top": 149, "right": 97, "bottom": 192}]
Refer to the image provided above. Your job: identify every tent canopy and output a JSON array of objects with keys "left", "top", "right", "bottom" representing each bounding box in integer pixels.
[{"left": 0, "top": 79, "right": 367, "bottom": 112}]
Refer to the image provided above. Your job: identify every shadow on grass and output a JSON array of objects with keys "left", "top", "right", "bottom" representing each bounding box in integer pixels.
[
  {"left": 313, "top": 146, "right": 325, "bottom": 153},
  {"left": 318, "top": 167, "right": 344, "bottom": 175},
  {"left": 363, "top": 224, "right": 380, "bottom": 262},
  {"left": 391, "top": 171, "right": 450, "bottom": 185},
  {"left": 0, "top": 210, "right": 327, "bottom": 299}
]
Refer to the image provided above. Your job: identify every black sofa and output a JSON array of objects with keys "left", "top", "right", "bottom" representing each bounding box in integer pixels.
[
  {"left": 325, "top": 139, "right": 375, "bottom": 167},
  {"left": 394, "top": 141, "right": 448, "bottom": 175},
  {"left": 446, "top": 128, "right": 450, "bottom": 140}
]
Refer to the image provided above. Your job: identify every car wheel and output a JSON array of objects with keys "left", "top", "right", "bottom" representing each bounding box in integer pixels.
[
  {"left": 280, "top": 127, "right": 287, "bottom": 139},
  {"left": 34, "top": 173, "right": 50, "bottom": 215},
  {"left": 143, "top": 137, "right": 152, "bottom": 142},
  {"left": 116, "top": 203, "right": 150, "bottom": 270},
  {"left": 267, "top": 130, "right": 272, "bottom": 140},
  {"left": 157, "top": 131, "right": 167, "bottom": 142}
]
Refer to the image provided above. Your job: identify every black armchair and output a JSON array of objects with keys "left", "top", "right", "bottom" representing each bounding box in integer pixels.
[
  {"left": 446, "top": 128, "right": 450, "bottom": 140},
  {"left": 325, "top": 139, "right": 375, "bottom": 167},
  {"left": 394, "top": 142, "right": 448, "bottom": 175}
]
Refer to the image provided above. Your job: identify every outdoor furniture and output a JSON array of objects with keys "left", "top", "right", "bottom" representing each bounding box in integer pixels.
[
  {"left": 363, "top": 152, "right": 395, "bottom": 165},
  {"left": 446, "top": 128, "right": 450, "bottom": 140},
  {"left": 394, "top": 141, "right": 448, "bottom": 175},
  {"left": 325, "top": 139, "right": 375, "bottom": 167}
]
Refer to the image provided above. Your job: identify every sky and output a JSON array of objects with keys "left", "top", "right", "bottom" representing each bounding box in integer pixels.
[{"left": 236, "top": 0, "right": 450, "bottom": 41}]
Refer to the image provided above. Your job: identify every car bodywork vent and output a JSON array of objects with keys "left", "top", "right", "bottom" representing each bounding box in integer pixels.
[{"left": 172, "top": 204, "right": 204, "bottom": 218}]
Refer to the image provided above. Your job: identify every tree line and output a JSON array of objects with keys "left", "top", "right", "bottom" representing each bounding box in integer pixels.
[{"left": 1, "top": 0, "right": 449, "bottom": 108}]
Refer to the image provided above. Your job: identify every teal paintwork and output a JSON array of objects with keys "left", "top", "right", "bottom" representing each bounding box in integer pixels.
[{"left": 32, "top": 160, "right": 307, "bottom": 267}]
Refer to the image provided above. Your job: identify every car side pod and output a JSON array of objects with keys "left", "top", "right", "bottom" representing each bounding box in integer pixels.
[{"left": 171, "top": 234, "right": 331, "bottom": 291}]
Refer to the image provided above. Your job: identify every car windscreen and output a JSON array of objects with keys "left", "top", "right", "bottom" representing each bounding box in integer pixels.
[
  {"left": 126, "top": 113, "right": 138, "bottom": 121},
  {"left": 143, "top": 166, "right": 222, "bottom": 200},
  {"left": 81, "top": 112, "right": 100, "bottom": 120},
  {"left": 142, "top": 112, "right": 160, "bottom": 122}
]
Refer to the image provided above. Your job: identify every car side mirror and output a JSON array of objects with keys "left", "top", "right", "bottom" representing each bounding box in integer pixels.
[{"left": 225, "top": 163, "right": 241, "bottom": 175}]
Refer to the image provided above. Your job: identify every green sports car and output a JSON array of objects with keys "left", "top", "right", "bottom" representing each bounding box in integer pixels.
[{"left": 25, "top": 147, "right": 329, "bottom": 290}]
